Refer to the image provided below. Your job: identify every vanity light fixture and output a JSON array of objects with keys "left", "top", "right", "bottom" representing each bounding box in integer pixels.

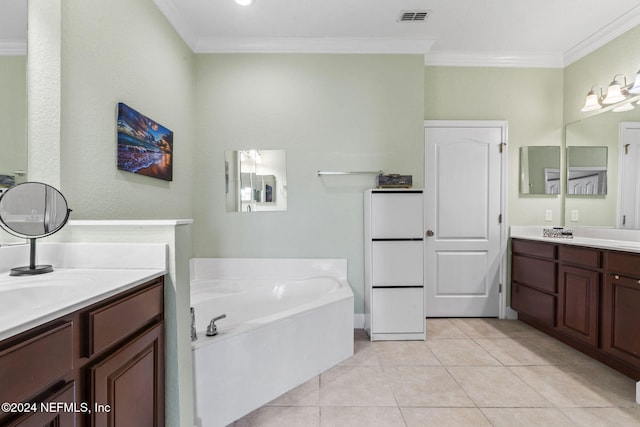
[
  {"left": 235, "top": 0, "right": 253, "bottom": 5},
  {"left": 612, "top": 102, "right": 635, "bottom": 112},
  {"left": 602, "top": 74, "right": 629, "bottom": 104},
  {"left": 581, "top": 85, "right": 603, "bottom": 112},
  {"left": 629, "top": 69, "right": 640, "bottom": 94}
]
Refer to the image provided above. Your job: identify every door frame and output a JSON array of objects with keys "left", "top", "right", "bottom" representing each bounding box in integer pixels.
[{"left": 423, "top": 120, "right": 511, "bottom": 319}]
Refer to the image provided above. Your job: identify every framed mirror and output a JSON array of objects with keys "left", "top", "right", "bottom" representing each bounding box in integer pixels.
[
  {"left": 566, "top": 146, "right": 607, "bottom": 195},
  {"left": 225, "top": 150, "right": 287, "bottom": 212},
  {"left": 520, "top": 146, "right": 561, "bottom": 195},
  {"left": 0, "top": 182, "right": 72, "bottom": 275}
]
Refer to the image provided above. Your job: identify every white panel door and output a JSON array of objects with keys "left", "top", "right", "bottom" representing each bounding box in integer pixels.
[
  {"left": 424, "top": 121, "right": 505, "bottom": 317},
  {"left": 619, "top": 123, "right": 640, "bottom": 229}
]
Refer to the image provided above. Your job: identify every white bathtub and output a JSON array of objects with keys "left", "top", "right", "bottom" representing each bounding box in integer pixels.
[{"left": 190, "top": 258, "right": 354, "bottom": 427}]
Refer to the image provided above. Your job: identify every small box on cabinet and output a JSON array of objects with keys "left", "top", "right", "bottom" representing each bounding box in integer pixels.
[{"left": 376, "top": 174, "right": 412, "bottom": 188}]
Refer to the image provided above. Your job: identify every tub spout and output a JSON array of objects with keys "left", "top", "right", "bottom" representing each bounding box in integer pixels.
[
  {"left": 206, "top": 314, "right": 227, "bottom": 337},
  {"left": 191, "top": 307, "right": 197, "bottom": 342}
]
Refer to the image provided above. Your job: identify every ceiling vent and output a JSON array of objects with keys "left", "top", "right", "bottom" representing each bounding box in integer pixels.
[{"left": 398, "top": 10, "right": 430, "bottom": 22}]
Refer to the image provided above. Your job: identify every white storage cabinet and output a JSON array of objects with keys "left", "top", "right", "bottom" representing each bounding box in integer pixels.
[{"left": 364, "top": 189, "right": 425, "bottom": 340}]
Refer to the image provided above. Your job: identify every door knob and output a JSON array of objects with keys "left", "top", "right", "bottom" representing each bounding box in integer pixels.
[{"left": 426, "top": 230, "right": 434, "bottom": 237}]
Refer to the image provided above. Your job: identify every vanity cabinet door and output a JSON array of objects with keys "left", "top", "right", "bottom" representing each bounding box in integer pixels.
[
  {"left": 557, "top": 265, "right": 599, "bottom": 347},
  {"left": 89, "top": 323, "right": 164, "bottom": 427},
  {"left": 602, "top": 274, "right": 640, "bottom": 367}
]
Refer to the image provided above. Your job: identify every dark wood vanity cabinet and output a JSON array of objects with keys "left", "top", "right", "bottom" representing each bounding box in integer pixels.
[
  {"left": 0, "top": 276, "right": 164, "bottom": 427},
  {"left": 557, "top": 246, "right": 601, "bottom": 347},
  {"left": 511, "top": 239, "right": 557, "bottom": 327},
  {"left": 512, "top": 238, "right": 640, "bottom": 379},
  {"left": 602, "top": 252, "right": 640, "bottom": 369}
]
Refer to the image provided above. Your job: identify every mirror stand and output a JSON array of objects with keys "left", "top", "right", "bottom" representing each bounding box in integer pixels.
[
  {"left": 0, "top": 182, "right": 71, "bottom": 276},
  {"left": 10, "top": 238, "right": 53, "bottom": 276}
]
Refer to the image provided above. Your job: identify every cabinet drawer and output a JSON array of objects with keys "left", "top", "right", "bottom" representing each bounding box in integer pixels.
[
  {"left": 0, "top": 322, "right": 73, "bottom": 405},
  {"left": 371, "top": 192, "right": 423, "bottom": 238},
  {"left": 512, "top": 255, "right": 557, "bottom": 293},
  {"left": 372, "top": 288, "right": 424, "bottom": 334},
  {"left": 372, "top": 241, "right": 423, "bottom": 286},
  {"left": 559, "top": 245, "right": 601, "bottom": 269},
  {"left": 511, "top": 282, "right": 556, "bottom": 327},
  {"left": 86, "top": 281, "right": 163, "bottom": 357},
  {"left": 512, "top": 239, "right": 556, "bottom": 259},
  {"left": 5, "top": 382, "right": 76, "bottom": 427},
  {"left": 607, "top": 251, "right": 640, "bottom": 278}
]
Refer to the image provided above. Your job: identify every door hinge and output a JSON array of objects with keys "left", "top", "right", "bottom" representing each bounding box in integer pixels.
[
  {"left": 499, "top": 143, "right": 507, "bottom": 153},
  {"left": 499, "top": 283, "right": 502, "bottom": 293},
  {"left": 498, "top": 214, "right": 502, "bottom": 224}
]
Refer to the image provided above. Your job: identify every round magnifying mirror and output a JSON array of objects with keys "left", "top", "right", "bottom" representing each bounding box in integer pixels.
[{"left": 0, "top": 182, "right": 72, "bottom": 276}]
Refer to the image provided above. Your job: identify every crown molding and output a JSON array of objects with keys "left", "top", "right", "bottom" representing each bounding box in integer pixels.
[
  {"left": 193, "top": 37, "right": 436, "bottom": 55},
  {"left": 152, "top": 0, "right": 198, "bottom": 51},
  {"left": 0, "top": 41, "right": 27, "bottom": 55},
  {"left": 425, "top": 51, "right": 564, "bottom": 68},
  {"left": 563, "top": 4, "right": 640, "bottom": 66}
]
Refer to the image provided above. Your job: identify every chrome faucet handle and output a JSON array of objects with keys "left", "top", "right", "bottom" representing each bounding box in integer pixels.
[{"left": 206, "top": 314, "right": 227, "bottom": 337}]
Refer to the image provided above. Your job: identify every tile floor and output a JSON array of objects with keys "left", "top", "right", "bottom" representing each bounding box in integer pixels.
[{"left": 231, "top": 318, "right": 640, "bottom": 426}]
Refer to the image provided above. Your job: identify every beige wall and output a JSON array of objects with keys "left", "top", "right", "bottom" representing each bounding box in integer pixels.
[
  {"left": 424, "top": 66, "right": 565, "bottom": 226},
  {"left": 193, "top": 54, "right": 425, "bottom": 313}
]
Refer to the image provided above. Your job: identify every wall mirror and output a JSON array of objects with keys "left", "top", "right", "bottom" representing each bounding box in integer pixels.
[
  {"left": 225, "top": 150, "right": 287, "bottom": 212},
  {"left": 0, "top": 0, "right": 28, "bottom": 189},
  {"left": 520, "top": 146, "right": 561, "bottom": 195},
  {"left": 566, "top": 146, "right": 607, "bottom": 195},
  {"left": 565, "top": 104, "right": 639, "bottom": 227}
]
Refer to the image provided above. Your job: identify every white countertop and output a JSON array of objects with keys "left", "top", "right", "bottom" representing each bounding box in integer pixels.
[
  {"left": 0, "top": 242, "right": 169, "bottom": 342},
  {"left": 0, "top": 268, "right": 166, "bottom": 341},
  {"left": 510, "top": 226, "right": 640, "bottom": 253}
]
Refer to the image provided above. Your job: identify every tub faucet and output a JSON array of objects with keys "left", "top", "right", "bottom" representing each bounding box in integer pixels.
[
  {"left": 206, "top": 314, "right": 227, "bottom": 337},
  {"left": 190, "top": 307, "right": 197, "bottom": 342}
]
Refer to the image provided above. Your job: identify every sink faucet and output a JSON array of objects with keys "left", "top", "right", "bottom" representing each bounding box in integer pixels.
[
  {"left": 190, "top": 307, "right": 197, "bottom": 342},
  {"left": 206, "top": 314, "right": 227, "bottom": 337}
]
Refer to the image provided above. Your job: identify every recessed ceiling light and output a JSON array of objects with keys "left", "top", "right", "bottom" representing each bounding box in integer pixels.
[{"left": 235, "top": 0, "right": 253, "bottom": 5}]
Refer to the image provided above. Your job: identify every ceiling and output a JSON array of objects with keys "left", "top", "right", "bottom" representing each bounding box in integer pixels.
[{"left": 3, "top": 0, "right": 640, "bottom": 67}]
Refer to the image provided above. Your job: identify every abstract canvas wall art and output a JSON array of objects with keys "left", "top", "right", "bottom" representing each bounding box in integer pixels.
[{"left": 117, "top": 103, "right": 173, "bottom": 181}]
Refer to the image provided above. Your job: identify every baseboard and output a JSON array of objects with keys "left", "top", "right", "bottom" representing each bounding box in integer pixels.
[{"left": 504, "top": 307, "right": 518, "bottom": 320}]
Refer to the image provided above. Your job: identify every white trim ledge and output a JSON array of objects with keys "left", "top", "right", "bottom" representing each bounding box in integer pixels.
[
  {"left": 425, "top": 51, "right": 564, "bottom": 68},
  {"left": 194, "top": 37, "right": 436, "bottom": 55},
  {"left": 68, "top": 219, "right": 194, "bottom": 226}
]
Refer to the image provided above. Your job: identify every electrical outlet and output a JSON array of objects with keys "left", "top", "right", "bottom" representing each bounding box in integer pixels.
[
  {"left": 571, "top": 210, "right": 579, "bottom": 222},
  {"left": 545, "top": 209, "right": 552, "bottom": 221}
]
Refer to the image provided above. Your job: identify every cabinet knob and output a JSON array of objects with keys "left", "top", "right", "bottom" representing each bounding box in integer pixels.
[
  {"left": 614, "top": 275, "right": 620, "bottom": 280},
  {"left": 426, "top": 230, "right": 434, "bottom": 237}
]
